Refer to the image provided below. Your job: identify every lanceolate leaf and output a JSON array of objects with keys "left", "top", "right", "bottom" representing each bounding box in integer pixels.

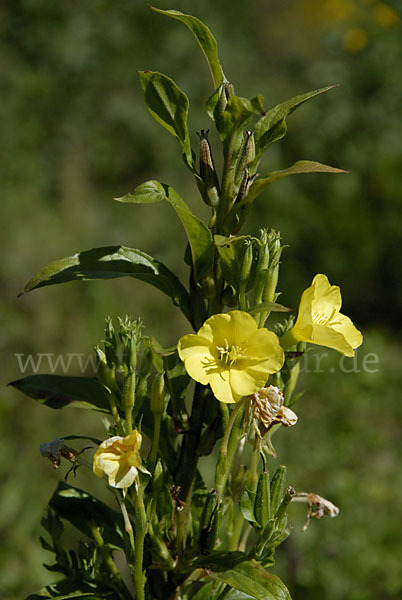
[
  {"left": 247, "top": 160, "right": 348, "bottom": 204},
  {"left": 253, "top": 85, "right": 337, "bottom": 162},
  {"left": 26, "top": 580, "right": 115, "bottom": 599},
  {"left": 208, "top": 559, "right": 291, "bottom": 600},
  {"left": 248, "top": 302, "right": 293, "bottom": 314},
  {"left": 19, "top": 246, "right": 192, "bottom": 322},
  {"left": 8, "top": 375, "right": 110, "bottom": 413},
  {"left": 151, "top": 7, "right": 226, "bottom": 89},
  {"left": 49, "top": 482, "right": 125, "bottom": 551},
  {"left": 138, "top": 70, "right": 194, "bottom": 170},
  {"left": 117, "top": 184, "right": 214, "bottom": 281}
]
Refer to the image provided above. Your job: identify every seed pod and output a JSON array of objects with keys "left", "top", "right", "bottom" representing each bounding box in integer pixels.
[
  {"left": 198, "top": 129, "right": 220, "bottom": 207},
  {"left": 254, "top": 469, "right": 271, "bottom": 528},
  {"left": 270, "top": 465, "right": 287, "bottom": 516}
]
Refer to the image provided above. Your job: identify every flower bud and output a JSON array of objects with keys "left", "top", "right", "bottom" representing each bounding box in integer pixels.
[
  {"left": 235, "top": 130, "right": 255, "bottom": 189},
  {"left": 254, "top": 469, "right": 271, "bottom": 528},
  {"left": 270, "top": 465, "right": 287, "bottom": 516},
  {"left": 96, "top": 346, "right": 118, "bottom": 395},
  {"left": 254, "top": 229, "right": 270, "bottom": 301},
  {"left": 239, "top": 239, "right": 253, "bottom": 288},
  {"left": 150, "top": 372, "right": 166, "bottom": 415},
  {"left": 262, "top": 231, "right": 282, "bottom": 304},
  {"left": 198, "top": 129, "right": 220, "bottom": 207}
]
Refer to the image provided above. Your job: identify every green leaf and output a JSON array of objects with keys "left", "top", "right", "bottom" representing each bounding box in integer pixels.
[
  {"left": 151, "top": 7, "right": 226, "bottom": 88},
  {"left": 19, "top": 245, "right": 192, "bottom": 323},
  {"left": 240, "top": 489, "right": 257, "bottom": 525},
  {"left": 8, "top": 375, "right": 110, "bottom": 413},
  {"left": 247, "top": 160, "right": 348, "bottom": 204},
  {"left": 139, "top": 70, "right": 194, "bottom": 170},
  {"left": 209, "top": 559, "right": 291, "bottom": 600},
  {"left": 117, "top": 185, "right": 214, "bottom": 282},
  {"left": 248, "top": 302, "right": 293, "bottom": 314},
  {"left": 254, "top": 85, "right": 336, "bottom": 161},
  {"left": 115, "top": 179, "right": 166, "bottom": 204},
  {"left": 49, "top": 482, "right": 125, "bottom": 551},
  {"left": 25, "top": 580, "right": 116, "bottom": 599}
]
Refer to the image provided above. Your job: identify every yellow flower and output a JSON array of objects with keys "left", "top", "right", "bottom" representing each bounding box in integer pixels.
[
  {"left": 178, "top": 310, "right": 284, "bottom": 404},
  {"left": 93, "top": 430, "right": 142, "bottom": 489},
  {"left": 284, "top": 274, "right": 362, "bottom": 357}
]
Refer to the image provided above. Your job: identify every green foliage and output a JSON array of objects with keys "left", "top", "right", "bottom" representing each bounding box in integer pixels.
[{"left": 2, "top": 1, "right": 401, "bottom": 600}]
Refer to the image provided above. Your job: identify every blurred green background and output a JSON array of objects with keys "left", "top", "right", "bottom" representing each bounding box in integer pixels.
[{"left": 1, "top": 0, "right": 401, "bottom": 598}]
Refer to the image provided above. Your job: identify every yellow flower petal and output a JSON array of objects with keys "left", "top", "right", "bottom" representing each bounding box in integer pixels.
[
  {"left": 177, "top": 310, "right": 284, "bottom": 403},
  {"left": 93, "top": 431, "right": 142, "bottom": 489},
  {"left": 291, "top": 274, "right": 362, "bottom": 356}
]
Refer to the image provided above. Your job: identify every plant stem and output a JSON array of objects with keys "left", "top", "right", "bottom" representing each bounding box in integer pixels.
[
  {"left": 88, "top": 520, "right": 131, "bottom": 596},
  {"left": 148, "top": 412, "right": 162, "bottom": 470},
  {"left": 215, "top": 398, "right": 246, "bottom": 497},
  {"left": 132, "top": 484, "right": 147, "bottom": 600},
  {"left": 107, "top": 391, "right": 125, "bottom": 436},
  {"left": 228, "top": 508, "right": 244, "bottom": 551},
  {"left": 175, "top": 383, "right": 208, "bottom": 557}
]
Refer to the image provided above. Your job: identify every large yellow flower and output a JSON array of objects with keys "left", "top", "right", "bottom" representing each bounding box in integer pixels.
[
  {"left": 283, "top": 274, "right": 362, "bottom": 357},
  {"left": 93, "top": 430, "right": 142, "bottom": 489},
  {"left": 178, "top": 310, "right": 284, "bottom": 403}
]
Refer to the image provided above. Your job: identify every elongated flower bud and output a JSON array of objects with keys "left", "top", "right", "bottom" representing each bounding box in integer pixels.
[
  {"left": 235, "top": 130, "right": 255, "bottom": 189},
  {"left": 239, "top": 239, "right": 253, "bottom": 289},
  {"left": 254, "top": 229, "right": 270, "bottom": 302},
  {"left": 254, "top": 469, "right": 271, "bottom": 528},
  {"left": 198, "top": 129, "right": 220, "bottom": 207},
  {"left": 150, "top": 372, "right": 165, "bottom": 415},
  {"left": 262, "top": 231, "right": 282, "bottom": 304}
]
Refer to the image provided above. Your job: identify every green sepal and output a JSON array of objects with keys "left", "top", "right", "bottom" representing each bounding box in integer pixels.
[
  {"left": 8, "top": 375, "right": 110, "bottom": 413},
  {"left": 19, "top": 245, "right": 192, "bottom": 324},
  {"left": 150, "top": 7, "right": 226, "bottom": 89},
  {"left": 138, "top": 70, "right": 194, "bottom": 171},
  {"left": 246, "top": 160, "right": 348, "bottom": 204},
  {"left": 117, "top": 184, "right": 214, "bottom": 282}
]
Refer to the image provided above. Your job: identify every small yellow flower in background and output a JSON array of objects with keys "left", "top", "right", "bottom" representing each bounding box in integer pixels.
[
  {"left": 283, "top": 274, "right": 362, "bottom": 357},
  {"left": 93, "top": 430, "right": 142, "bottom": 489},
  {"left": 373, "top": 3, "right": 400, "bottom": 28},
  {"left": 343, "top": 27, "right": 369, "bottom": 53},
  {"left": 178, "top": 310, "right": 284, "bottom": 404}
]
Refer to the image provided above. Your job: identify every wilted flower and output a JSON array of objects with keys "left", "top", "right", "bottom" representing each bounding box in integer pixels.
[
  {"left": 40, "top": 438, "right": 78, "bottom": 468},
  {"left": 292, "top": 492, "right": 340, "bottom": 531},
  {"left": 283, "top": 274, "right": 362, "bottom": 357},
  {"left": 178, "top": 310, "right": 284, "bottom": 403},
  {"left": 252, "top": 385, "right": 298, "bottom": 429},
  {"left": 93, "top": 430, "right": 142, "bottom": 489}
]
